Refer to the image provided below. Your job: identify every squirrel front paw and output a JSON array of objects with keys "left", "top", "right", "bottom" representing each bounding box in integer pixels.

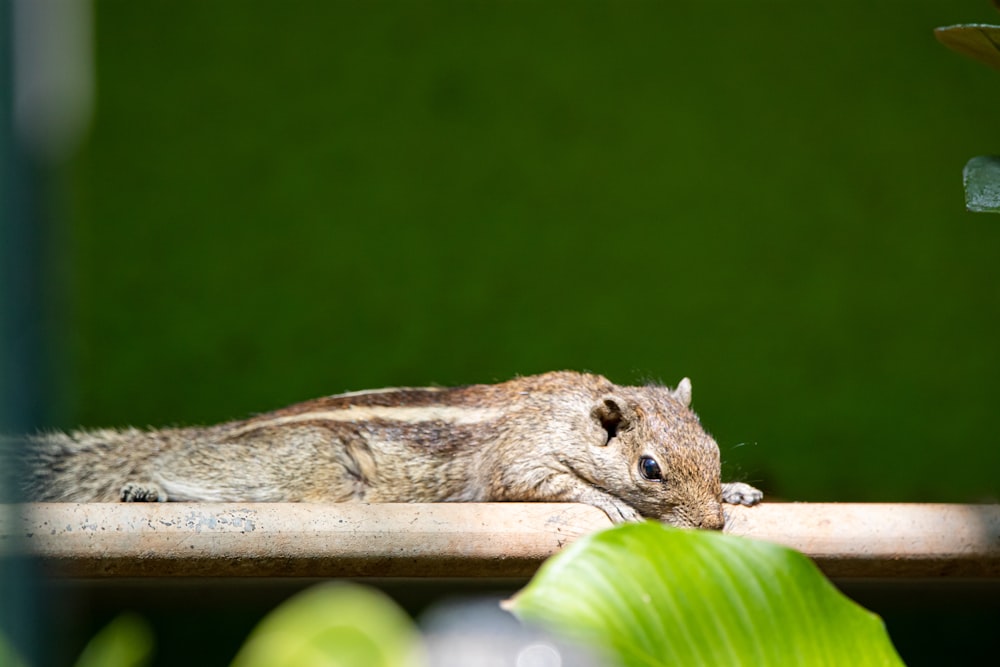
[
  {"left": 120, "top": 482, "right": 165, "bottom": 502},
  {"left": 580, "top": 492, "right": 644, "bottom": 523},
  {"left": 722, "top": 482, "right": 763, "bottom": 507},
  {"left": 605, "top": 502, "right": 644, "bottom": 524}
]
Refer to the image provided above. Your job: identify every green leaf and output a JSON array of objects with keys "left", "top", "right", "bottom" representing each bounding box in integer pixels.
[
  {"left": 507, "top": 522, "right": 904, "bottom": 667},
  {"left": 74, "top": 613, "right": 154, "bottom": 667},
  {"left": 231, "top": 583, "right": 424, "bottom": 667},
  {"left": 0, "top": 630, "right": 29, "bottom": 667},
  {"left": 935, "top": 24, "right": 1000, "bottom": 71},
  {"left": 964, "top": 155, "right": 1000, "bottom": 213}
]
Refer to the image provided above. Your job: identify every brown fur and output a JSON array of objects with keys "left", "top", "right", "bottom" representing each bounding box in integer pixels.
[{"left": 15, "top": 372, "right": 762, "bottom": 528}]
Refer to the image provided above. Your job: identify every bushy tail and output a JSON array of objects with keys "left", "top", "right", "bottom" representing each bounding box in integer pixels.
[{"left": 4, "top": 429, "right": 150, "bottom": 502}]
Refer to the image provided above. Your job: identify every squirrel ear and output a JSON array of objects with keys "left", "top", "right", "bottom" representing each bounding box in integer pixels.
[
  {"left": 592, "top": 396, "right": 627, "bottom": 445},
  {"left": 673, "top": 378, "right": 693, "bottom": 407}
]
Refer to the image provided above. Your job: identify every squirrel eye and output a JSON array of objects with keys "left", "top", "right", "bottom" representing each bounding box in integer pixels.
[{"left": 639, "top": 456, "right": 662, "bottom": 481}]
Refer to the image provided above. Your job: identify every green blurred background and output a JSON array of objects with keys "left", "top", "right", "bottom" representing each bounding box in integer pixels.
[
  {"left": 10, "top": 0, "right": 1000, "bottom": 664},
  {"left": 60, "top": 0, "right": 999, "bottom": 504}
]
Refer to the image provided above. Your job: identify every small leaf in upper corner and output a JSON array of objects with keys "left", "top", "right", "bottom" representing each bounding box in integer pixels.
[
  {"left": 964, "top": 156, "right": 1000, "bottom": 213},
  {"left": 935, "top": 24, "right": 1000, "bottom": 71}
]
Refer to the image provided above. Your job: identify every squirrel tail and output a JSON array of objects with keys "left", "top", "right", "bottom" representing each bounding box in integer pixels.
[{"left": 4, "top": 429, "right": 151, "bottom": 502}]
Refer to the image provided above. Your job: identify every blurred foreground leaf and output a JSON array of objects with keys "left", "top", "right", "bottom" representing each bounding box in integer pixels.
[
  {"left": 231, "top": 583, "right": 424, "bottom": 667},
  {"left": 74, "top": 613, "right": 153, "bottom": 667},
  {"left": 507, "top": 522, "right": 904, "bottom": 667},
  {"left": 935, "top": 24, "right": 1000, "bottom": 71},
  {"left": 0, "top": 630, "right": 28, "bottom": 667},
  {"left": 964, "top": 155, "right": 1000, "bottom": 213}
]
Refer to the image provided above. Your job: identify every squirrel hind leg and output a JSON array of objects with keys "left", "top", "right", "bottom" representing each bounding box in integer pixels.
[
  {"left": 120, "top": 482, "right": 166, "bottom": 502},
  {"left": 721, "top": 481, "right": 763, "bottom": 506}
]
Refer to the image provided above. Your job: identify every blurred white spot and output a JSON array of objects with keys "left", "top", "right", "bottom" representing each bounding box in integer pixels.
[
  {"left": 516, "top": 642, "right": 562, "bottom": 667},
  {"left": 13, "top": 0, "right": 94, "bottom": 162},
  {"left": 421, "top": 597, "right": 607, "bottom": 667}
]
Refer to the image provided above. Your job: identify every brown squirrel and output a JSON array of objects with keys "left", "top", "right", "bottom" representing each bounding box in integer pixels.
[{"left": 16, "top": 372, "right": 762, "bottom": 528}]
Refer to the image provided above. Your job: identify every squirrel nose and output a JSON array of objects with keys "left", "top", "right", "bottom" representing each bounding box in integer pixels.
[{"left": 697, "top": 506, "right": 726, "bottom": 531}]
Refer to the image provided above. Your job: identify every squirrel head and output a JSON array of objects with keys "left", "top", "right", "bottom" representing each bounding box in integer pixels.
[{"left": 584, "top": 378, "right": 726, "bottom": 529}]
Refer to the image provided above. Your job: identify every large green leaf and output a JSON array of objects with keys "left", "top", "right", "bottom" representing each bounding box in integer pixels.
[
  {"left": 964, "top": 155, "right": 1000, "bottom": 213},
  {"left": 231, "top": 583, "right": 424, "bottom": 667},
  {"left": 935, "top": 24, "right": 1000, "bottom": 71},
  {"left": 507, "top": 522, "right": 904, "bottom": 667}
]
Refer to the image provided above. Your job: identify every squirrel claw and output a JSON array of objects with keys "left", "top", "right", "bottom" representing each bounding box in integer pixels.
[
  {"left": 120, "top": 482, "right": 164, "bottom": 502},
  {"left": 722, "top": 482, "right": 763, "bottom": 507}
]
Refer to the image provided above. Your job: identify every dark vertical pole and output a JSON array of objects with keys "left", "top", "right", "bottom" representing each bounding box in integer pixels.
[
  {"left": 1, "top": 4, "right": 50, "bottom": 437},
  {"left": 0, "top": 4, "right": 35, "bottom": 660},
  {"left": 2, "top": 0, "right": 49, "bottom": 662}
]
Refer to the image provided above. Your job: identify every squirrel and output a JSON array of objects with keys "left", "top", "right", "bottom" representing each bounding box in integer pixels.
[{"left": 13, "top": 372, "right": 762, "bottom": 528}]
